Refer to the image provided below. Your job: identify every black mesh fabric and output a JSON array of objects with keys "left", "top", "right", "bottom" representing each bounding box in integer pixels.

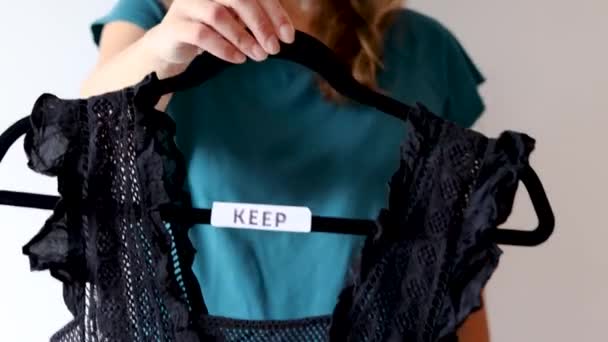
[
  {"left": 21, "top": 73, "right": 535, "bottom": 341},
  {"left": 327, "top": 104, "right": 533, "bottom": 341},
  {"left": 201, "top": 316, "right": 331, "bottom": 341},
  {"left": 22, "top": 86, "right": 203, "bottom": 342}
]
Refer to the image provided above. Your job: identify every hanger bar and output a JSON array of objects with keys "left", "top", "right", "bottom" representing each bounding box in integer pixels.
[
  {"left": 0, "top": 190, "right": 375, "bottom": 235},
  {"left": 0, "top": 190, "right": 58, "bottom": 210},
  {"left": 0, "top": 118, "right": 554, "bottom": 245},
  {"left": 0, "top": 186, "right": 552, "bottom": 245},
  {"left": 0, "top": 179, "right": 555, "bottom": 246},
  {"left": 159, "top": 205, "right": 375, "bottom": 235},
  {"left": 0, "top": 118, "right": 553, "bottom": 243}
]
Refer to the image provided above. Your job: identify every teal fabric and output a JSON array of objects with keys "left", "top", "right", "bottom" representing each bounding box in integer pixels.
[{"left": 91, "top": 1, "right": 485, "bottom": 321}]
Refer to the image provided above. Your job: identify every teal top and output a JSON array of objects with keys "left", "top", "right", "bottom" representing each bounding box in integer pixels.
[{"left": 92, "top": 1, "right": 485, "bottom": 321}]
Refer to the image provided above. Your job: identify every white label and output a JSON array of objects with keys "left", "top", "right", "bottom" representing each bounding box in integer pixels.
[{"left": 210, "top": 202, "right": 312, "bottom": 233}]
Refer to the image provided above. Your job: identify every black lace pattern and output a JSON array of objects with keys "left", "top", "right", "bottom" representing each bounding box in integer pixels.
[
  {"left": 328, "top": 105, "right": 533, "bottom": 341},
  {"left": 21, "top": 73, "right": 534, "bottom": 341},
  {"left": 22, "top": 81, "right": 203, "bottom": 341}
]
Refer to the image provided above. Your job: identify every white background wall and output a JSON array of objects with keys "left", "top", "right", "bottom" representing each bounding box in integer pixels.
[
  {"left": 0, "top": 1, "right": 605, "bottom": 341},
  {"left": 0, "top": 2, "right": 116, "bottom": 340}
]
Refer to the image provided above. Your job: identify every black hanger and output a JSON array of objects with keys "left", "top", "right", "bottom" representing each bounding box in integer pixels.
[
  {"left": 0, "top": 31, "right": 554, "bottom": 246},
  {"left": 143, "top": 31, "right": 413, "bottom": 121}
]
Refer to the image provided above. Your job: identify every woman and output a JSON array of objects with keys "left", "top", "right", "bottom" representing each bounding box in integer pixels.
[{"left": 82, "top": 0, "right": 490, "bottom": 340}]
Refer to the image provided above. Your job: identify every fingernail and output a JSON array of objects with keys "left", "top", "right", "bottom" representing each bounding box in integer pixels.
[
  {"left": 265, "top": 36, "right": 280, "bottom": 54},
  {"left": 252, "top": 44, "right": 267, "bottom": 60},
  {"left": 234, "top": 52, "right": 247, "bottom": 63},
  {"left": 279, "top": 24, "right": 295, "bottom": 43}
]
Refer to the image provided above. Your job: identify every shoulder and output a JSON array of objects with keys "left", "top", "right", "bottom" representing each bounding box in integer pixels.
[
  {"left": 385, "top": 9, "right": 468, "bottom": 60},
  {"left": 91, "top": 0, "right": 167, "bottom": 45},
  {"left": 383, "top": 9, "right": 486, "bottom": 127}
]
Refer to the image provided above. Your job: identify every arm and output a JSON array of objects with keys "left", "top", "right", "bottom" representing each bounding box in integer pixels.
[
  {"left": 456, "top": 291, "right": 491, "bottom": 342},
  {"left": 80, "top": 22, "right": 187, "bottom": 110},
  {"left": 81, "top": 0, "right": 295, "bottom": 111}
]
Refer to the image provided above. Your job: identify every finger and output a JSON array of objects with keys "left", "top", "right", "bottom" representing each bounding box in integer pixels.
[
  {"left": 184, "top": 0, "right": 268, "bottom": 61},
  {"left": 174, "top": 20, "right": 247, "bottom": 64},
  {"left": 256, "top": 0, "right": 294, "bottom": 43},
  {"left": 203, "top": 0, "right": 268, "bottom": 61},
  {"left": 215, "top": 0, "right": 280, "bottom": 54}
]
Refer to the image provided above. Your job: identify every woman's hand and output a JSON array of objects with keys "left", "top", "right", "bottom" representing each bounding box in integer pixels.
[{"left": 144, "top": 0, "right": 295, "bottom": 66}]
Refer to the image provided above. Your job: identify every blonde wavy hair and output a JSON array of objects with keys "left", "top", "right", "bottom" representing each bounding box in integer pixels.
[{"left": 162, "top": 0, "right": 404, "bottom": 101}]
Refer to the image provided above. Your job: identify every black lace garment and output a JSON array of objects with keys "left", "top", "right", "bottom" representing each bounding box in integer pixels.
[{"left": 22, "top": 73, "right": 534, "bottom": 342}]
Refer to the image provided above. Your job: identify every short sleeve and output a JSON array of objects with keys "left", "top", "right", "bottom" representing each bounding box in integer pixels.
[
  {"left": 442, "top": 32, "right": 486, "bottom": 127},
  {"left": 22, "top": 94, "right": 85, "bottom": 284},
  {"left": 24, "top": 94, "right": 82, "bottom": 177},
  {"left": 90, "top": 0, "right": 166, "bottom": 45},
  {"left": 385, "top": 10, "right": 486, "bottom": 128}
]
